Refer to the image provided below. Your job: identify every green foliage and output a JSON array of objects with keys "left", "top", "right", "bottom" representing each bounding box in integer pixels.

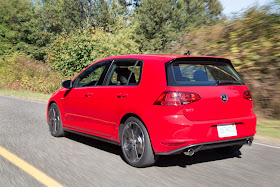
[
  {"left": 46, "top": 28, "right": 139, "bottom": 76},
  {"left": 133, "top": 0, "right": 222, "bottom": 52},
  {"left": 0, "top": 0, "right": 223, "bottom": 60},
  {"left": 40, "top": 0, "right": 128, "bottom": 33},
  {"left": 0, "top": 53, "right": 66, "bottom": 93},
  {"left": 0, "top": 0, "right": 130, "bottom": 60},
  {"left": 0, "top": 0, "right": 51, "bottom": 59},
  {"left": 0, "top": 0, "right": 32, "bottom": 53},
  {"left": 47, "top": 33, "right": 94, "bottom": 76},
  {"left": 173, "top": 6, "right": 280, "bottom": 71},
  {"left": 40, "top": 0, "right": 85, "bottom": 34},
  {"left": 170, "top": 6, "right": 280, "bottom": 118}
]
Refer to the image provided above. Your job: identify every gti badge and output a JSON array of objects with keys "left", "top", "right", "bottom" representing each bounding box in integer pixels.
[{"left": 221, "top": 94, "right": 228, "bottom": 102}]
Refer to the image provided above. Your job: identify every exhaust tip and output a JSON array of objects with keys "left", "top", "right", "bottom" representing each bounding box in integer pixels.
[
  {"left": 247, "top": 140, "right": 253, "bottom": 146},
  {"left": 184, "top": 148, "right": 195, "bottom": 156}
]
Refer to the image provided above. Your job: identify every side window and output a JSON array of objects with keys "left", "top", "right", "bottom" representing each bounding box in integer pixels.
[
  {"left": 73, "top": 61, "right": 109, "bottom": 88},
  {"left": 104, "top": 59, "right": 142, "bottom": 86}
]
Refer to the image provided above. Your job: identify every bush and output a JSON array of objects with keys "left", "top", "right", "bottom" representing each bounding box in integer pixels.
[
  {"left": 46, "top": 28, "right": 139, "bottom": 76},
  {"left": 0, "top": 52, "right": 67, "bottom": 94}
]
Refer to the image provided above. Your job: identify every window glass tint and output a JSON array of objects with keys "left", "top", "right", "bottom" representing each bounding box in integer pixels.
[
  {"left": 104, "top": 60, "right": 142, "bottom": 86},
  {"left": 167, "top": 61, "right": 244, "bottom": 86},
  {"left": 73, "top": 61, "right": 109, "bottom": 87}
]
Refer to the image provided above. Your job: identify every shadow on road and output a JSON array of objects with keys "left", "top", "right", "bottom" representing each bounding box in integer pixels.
[
  {"left": 66, "top": 132, "right": 242, "bottom": 168},
  {"left": 66, "top": 132, "right": 122, "bottom": 156},
  {"left": 155, "top": 150, "right": 241, "bottom": 168}
]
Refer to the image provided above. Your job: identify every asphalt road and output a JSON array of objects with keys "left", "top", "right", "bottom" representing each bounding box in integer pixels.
[{"left": 0, "top": 95, "right": 280, "bottom": 187}]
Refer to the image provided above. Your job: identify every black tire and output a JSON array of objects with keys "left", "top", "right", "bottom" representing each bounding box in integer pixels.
[
  {"left": 48, "top": 103, "right": 66, "bottom": 137},
  {"left": 215, "top": 144, "right": 243, "bottom": 154},
  {"left": 120, "top": 117, "right": 158, "bottom": 167}
]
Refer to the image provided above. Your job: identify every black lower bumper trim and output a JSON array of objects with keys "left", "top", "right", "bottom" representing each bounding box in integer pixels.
[{"left": 156, "top": 136, "right": 254, "bottom": 155}]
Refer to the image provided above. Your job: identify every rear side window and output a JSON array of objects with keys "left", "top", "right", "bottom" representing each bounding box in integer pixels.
[
  {"left": 167, "top": 60, "right": 245, "bottom": 86},
  {"left": 104, "top": 59, "right": 143, "bottom": 86}
]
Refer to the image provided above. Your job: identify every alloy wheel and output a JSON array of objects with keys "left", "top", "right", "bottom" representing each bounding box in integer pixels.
[
  {"left": 49, "top": 107, "right": 60, "bottom": 134},
  {"left": 122, "top": 122, "right": 145, "bottom": 162}
]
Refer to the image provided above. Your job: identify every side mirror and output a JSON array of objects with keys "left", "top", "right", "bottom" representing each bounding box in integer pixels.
[{"left": 62, "top": 80, "right": 72, "bottom": 89}]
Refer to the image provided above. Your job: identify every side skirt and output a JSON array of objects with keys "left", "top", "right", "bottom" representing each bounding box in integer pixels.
[{"left": 64, "top": 128, "right": 121, "bottom": 146}]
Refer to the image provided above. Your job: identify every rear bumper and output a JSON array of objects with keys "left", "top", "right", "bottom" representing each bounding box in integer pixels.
[
  {"left": 156, "top": 136, "right": 253, "bottom": 155},
  {"left": 144, "top": 107, "right": 257, "bottom": 154}
]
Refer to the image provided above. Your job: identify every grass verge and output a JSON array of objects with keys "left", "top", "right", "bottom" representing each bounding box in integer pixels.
[
  {"left": 0, "top": 89, "right": 51, "bottom": 103},
  {"left": 255, "top": 119, "right": 280, "bottom": 144},
  {"left": 256, "top": 119, "right": 280, "bottom": 139}
]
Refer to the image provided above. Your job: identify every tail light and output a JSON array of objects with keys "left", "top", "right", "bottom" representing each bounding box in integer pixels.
[
  {"left": 243, "top": 90, "right": 252, "bottom": 100},
  {"left": 154, "top": 91, "right": 201, "bottom": 105}
]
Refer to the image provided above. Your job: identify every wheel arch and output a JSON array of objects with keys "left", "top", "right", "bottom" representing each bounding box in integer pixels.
[
  {"left": 48, "top": 101, "right": 56, "bottom": 109},
  {"left": 118, "top": 113, "right": 147, "bottom": 141},
  {"left": 47, "top": 101, "right": 57, "bottom": 123}
]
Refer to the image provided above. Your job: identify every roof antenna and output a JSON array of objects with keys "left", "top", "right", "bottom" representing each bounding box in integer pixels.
[{"left": 184, "top": 51, "right": 190, "bottom": 55}]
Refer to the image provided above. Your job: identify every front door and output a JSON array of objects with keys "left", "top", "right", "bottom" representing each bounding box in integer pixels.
[
  {"left": 83, "top": 59, "right": 143, "bottom": 138},
  {"left": 62, "top": 60, "right": 111, "bottom": 134}
]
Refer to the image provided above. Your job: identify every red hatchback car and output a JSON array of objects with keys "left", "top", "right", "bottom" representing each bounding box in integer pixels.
[{"left": 47, "top": 54, "right": 256, "bottom": 167}]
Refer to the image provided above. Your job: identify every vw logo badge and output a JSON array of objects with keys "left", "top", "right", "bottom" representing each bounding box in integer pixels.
[{"left": 221, "top": 94, "right": 228, "bottom": 102}]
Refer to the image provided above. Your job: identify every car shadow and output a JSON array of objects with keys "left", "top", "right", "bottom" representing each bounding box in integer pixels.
[
  {"left": 66, "top": 132, "right": 122, "bottom": 156},
  {"left": 154, "top": 150, "right": 241, "bottom": 168},
  {"left": 65, "top": 132, "right": 242, "bottom": 168}
]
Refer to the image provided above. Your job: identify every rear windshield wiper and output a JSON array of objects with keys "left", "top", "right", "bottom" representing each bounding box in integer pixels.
[{"left": 216, "top": 80, "right": 241, "bottom": 85}]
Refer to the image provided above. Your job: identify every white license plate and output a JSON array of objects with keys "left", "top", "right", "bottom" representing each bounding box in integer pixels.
[{"left": 217, "top": 124, "right": 237, "bottom": 138}]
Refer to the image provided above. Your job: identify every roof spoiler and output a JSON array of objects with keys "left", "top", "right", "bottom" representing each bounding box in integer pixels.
[{"left": 167, "top": 57, "right": 234, "bottom": 69}]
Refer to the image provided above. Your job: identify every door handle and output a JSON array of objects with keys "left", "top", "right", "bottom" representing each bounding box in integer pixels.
[
  {"left": 85, "top": 93, "right": 93, "bottom": 97},
  {"left": 117, "top": 93, "right": 128, "bottom": 98}
]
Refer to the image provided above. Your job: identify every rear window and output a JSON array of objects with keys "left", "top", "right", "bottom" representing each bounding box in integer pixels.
[{"left": 166, "top": 60, "right": 245, "bottom": 86}]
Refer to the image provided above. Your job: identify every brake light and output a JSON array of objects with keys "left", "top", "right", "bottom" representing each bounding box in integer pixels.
[
  {"left": 154, "top": 91, "right": 201, "bottom": 105},
  {"left": 243, "top": 90, "right": 252, "bottom": 100}
]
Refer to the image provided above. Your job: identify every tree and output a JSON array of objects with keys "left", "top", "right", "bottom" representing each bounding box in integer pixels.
[
  {"left": 183, "top": 0, "right": 222, "bottom": 26},
  {"left": 0, "top": 0, "right": 40, "bottom": 54},
  {"left": 39, "top": 0, "right": 83, "bottom": 34},
  {"left": 133, "top": 0, "right": 222, "bottom": 52},
  {"left": 40, "top": 0, "right": 129, "bottom": 33},
  {"left": 0, "top": 0, "right": 53, "bottom": 59}
]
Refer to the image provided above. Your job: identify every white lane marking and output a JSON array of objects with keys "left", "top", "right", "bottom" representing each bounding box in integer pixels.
[{"left": 254, "top": 142, "right": 280, "bottom": 149}]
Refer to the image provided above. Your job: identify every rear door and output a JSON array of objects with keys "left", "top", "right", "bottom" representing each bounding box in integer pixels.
[
  {"left": 166, "top": 58, "right": 252, "bottom": 121},
  {"left": 83, "top": 59, "right": 143, "bottom": 138}
]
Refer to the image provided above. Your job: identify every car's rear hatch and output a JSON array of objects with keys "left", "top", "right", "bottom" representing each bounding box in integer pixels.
[{"left": 165, "top": 57, "right": 253, "bottom": 121}]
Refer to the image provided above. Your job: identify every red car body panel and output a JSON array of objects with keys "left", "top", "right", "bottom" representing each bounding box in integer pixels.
[{"left": 47, "top": 54, "right": 256, "bottom": 154}]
